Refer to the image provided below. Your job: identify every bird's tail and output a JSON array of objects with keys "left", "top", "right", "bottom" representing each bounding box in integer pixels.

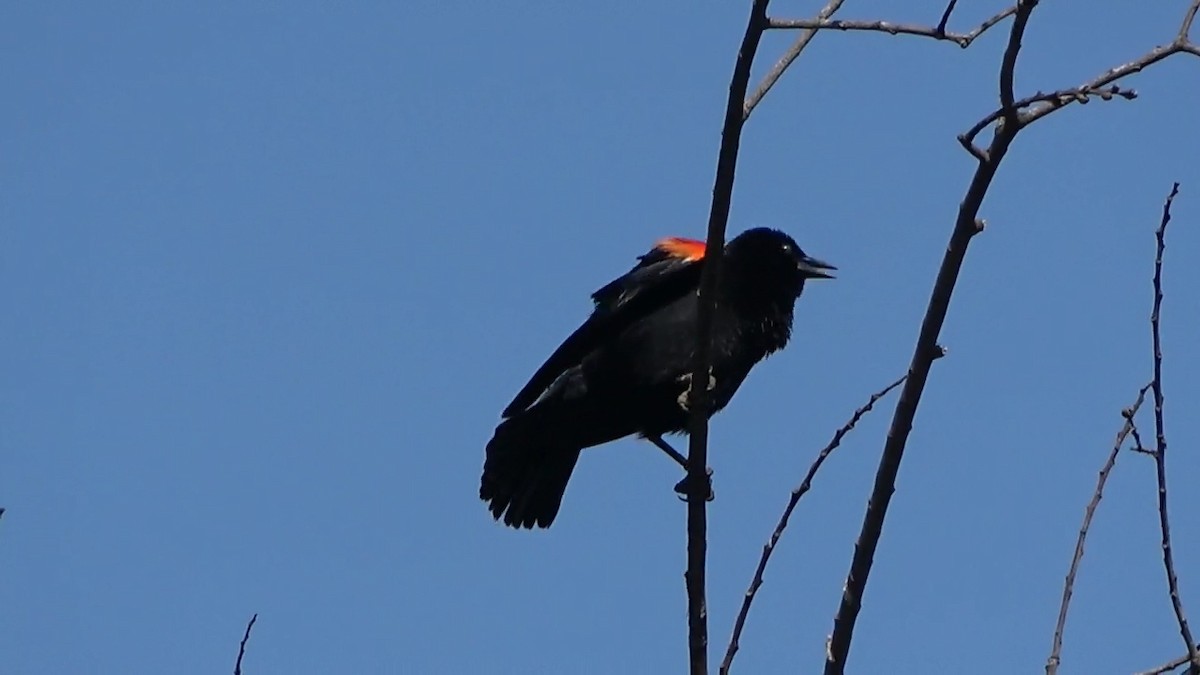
[{"left": 480, "top": 412, "right": 582, "bottom": 529}]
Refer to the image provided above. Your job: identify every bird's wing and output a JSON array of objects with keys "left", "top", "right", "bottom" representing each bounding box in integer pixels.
[
  {"left": 590, "top": 237, "right": 706, "bottom": 312},
  {"left": 501, "top": 237, "right": 706, "bottom": 418}
]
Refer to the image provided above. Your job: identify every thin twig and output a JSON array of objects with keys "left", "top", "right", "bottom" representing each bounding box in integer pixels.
[
  {"left": 1138, "top": 645, "right": 1200, "bottom": 675},
  {"left": 744, "top": 0, "right": 846, "bottom": 120},
  {"left": 1148, "top": 182, "right": 1198, "bottom": 673},
  {"left": 685, "top": 2, "right": 771, "bottom": 672},
  {"left": 997, "top": 0, "right": 1036, "bottom": 113},
  {"left": 966, "top": 6, "right": 1022, "bottom": 44},
  {"left": 234, "top": 614, "right": 258, "bottom": 675},
  {"left": 719, "top": 373, "right": 908, "bottom": 675},
  {"left": 1182, "top": 1, "right": 1200, "bottom": 40},
  {"left": 936, "top": 0, "right": 959, "bottom": 36},
  {"left": 1044, "top": 385, "right": 1152, "bottom": 675}
]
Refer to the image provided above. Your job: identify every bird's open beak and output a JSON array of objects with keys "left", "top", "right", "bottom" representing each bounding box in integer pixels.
[{"left": 797, "top": 255, "right": 837, "bottom": 279}]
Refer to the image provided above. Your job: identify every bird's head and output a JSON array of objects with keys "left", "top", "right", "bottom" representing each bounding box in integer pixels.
[{"left": 725, "top": 227, "right": 836, "bottom": 299}]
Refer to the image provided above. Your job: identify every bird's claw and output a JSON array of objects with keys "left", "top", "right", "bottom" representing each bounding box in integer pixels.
[
  {"left": 674, "top": 467, "right": 715, "bottom": 502},
  {"left": 676, "top": 369, "right": 717, "bottom": 412}
]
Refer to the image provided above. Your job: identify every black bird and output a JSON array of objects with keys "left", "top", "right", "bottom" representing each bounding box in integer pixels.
[{"left": 480, "top": 227, "right": 835, "bottom": 528}]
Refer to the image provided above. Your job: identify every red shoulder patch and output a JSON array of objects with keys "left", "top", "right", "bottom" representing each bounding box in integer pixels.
[{"left": 654, "top": 237, "right": 706, "bottom": 261}]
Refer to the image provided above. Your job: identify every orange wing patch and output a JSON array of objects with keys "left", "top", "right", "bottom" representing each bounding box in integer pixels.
[{"left": 655, "top": 236, "right": 706, "bottom": 261}]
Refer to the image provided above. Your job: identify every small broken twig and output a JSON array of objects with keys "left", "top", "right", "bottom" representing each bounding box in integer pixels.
[{"left": 234, "top": 614, "right": 258, "bottom": 675}]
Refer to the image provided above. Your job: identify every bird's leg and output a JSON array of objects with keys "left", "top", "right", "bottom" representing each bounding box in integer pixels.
[
  {"left": 675, "top": 367, "right": 717, "bottom": 412},
  {"left": 674, "top": 468, "right": 715, "bottom": 503},
  {"left": 644, "top": 435, "right": 715, "bottom": 502},
  {"left": 646, "top": 434, "right": 688, "bottom": 469}
]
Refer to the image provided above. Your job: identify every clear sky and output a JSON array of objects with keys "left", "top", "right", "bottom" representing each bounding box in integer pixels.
[{"left": 3, "top": 2, "right": 1199, "bottom": 674}]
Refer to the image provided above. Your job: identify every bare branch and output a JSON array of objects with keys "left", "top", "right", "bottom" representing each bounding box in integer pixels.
[
  {"left": 961, "top": 1, "right": 1200, "bottom": 148},
  {"left": 234, "top": 614, "right": 258, "bottom": 675},
  {"left": 1181, "top": 1, "right": 1200, "bottom": 41},
  {"left": 1148, "top": 182, "right": 1198, "bottom": 673},
  {"left": 753, "top": 4, "right": 1016, "bottom": 120},
  {"left": 966, "top": 6, "right": 1022, "bottom": 44},
  {"left": 1019, "top": 45, "right": 1200, "bottom": 127},
  {"left": 686, "top": 2, "right": 771, "bottom": 672},
  {"left": 744, "top": 0, "right": 846, "bottom": 121},
  {"left": 1045, "top": 385, "right": 1152, "bottom": 675},
  {"left": 816, "top": 0, "right": 1198, "bottom": 669},
  {"left": 959, "top": 85, "right": 1137, "bottom": 150},
  {"left": 1137, "top": 645, "right": 1200, "bottom": 675},
  {"left": 821, "top": 3, "right": 1043, "bottom": 669},
  {"left": 747, "top": 2, "right": 1018, "bottom": 120},
  {"left": 720, "top": 373, "right": 908, "bottom": 675},
  {"left": 766, "top": 7, "right": 1015, "bottom": 49},
  {"left": 998, "top": 1, "right": 1038, "bottom": 112}
]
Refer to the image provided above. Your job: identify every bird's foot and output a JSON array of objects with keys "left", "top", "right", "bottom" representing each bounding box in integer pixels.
[
  {"left": 674, "top": 467, "right": 715, "bottom": 502},
  {"left": 676, "top": 368, "right": 717, "bottom": 412}
]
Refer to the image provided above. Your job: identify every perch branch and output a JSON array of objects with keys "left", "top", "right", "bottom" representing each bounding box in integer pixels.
[{"left": 685, "top": 1, "right": 771, "bottom": 672}]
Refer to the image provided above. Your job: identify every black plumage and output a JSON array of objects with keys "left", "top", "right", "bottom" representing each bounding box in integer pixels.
[{"left": 480, "top": 227, "right": 834, "bottom": 528}]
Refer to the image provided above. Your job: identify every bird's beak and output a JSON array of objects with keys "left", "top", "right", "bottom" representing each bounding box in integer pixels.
[{"left": 797, "top": 254, "right": 837, "bottom": 279}]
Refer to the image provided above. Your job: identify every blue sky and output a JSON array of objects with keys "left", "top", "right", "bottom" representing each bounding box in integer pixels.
[{"left": 3, "top": 1, "right": 1199, "bottom": 673}]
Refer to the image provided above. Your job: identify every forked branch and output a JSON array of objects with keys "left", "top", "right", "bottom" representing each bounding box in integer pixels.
[
  {"left": 766, "top": 6, "right": 1017, "bottom": 49},
  {"left": 824, "top": 2, "right": 1200, "bottom": 672},
  {"left": 746, "top": 1, "right": 1018, "bottom": 120}
]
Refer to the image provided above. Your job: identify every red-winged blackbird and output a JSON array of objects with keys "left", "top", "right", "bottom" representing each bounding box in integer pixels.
[{"left": 481, "top": 227, "right": 834, "bottom": 528}]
